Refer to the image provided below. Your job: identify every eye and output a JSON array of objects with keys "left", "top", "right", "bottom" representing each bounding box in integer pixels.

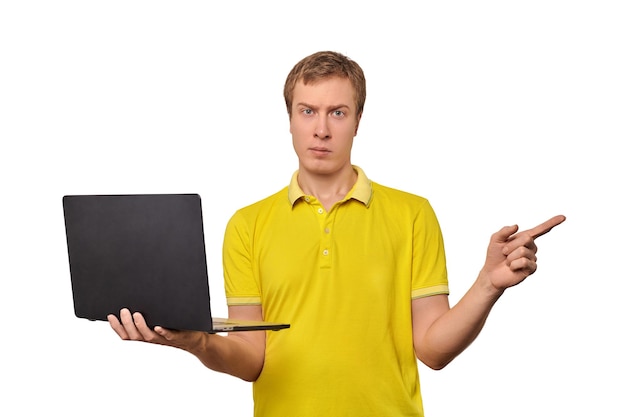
[
  {"left": 302, "top": 108, "right": 314, "bottom": 115},
  {"left": 332, "top": 110, "right": 345, "bottom": 118}
]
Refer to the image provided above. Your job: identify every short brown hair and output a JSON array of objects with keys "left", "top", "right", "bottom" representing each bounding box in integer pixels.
[{"left": 283, "top": 51, "right": 366, "bottom": 118}]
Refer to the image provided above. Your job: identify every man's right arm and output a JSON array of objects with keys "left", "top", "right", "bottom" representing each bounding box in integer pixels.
[
  {"left": 188, "top": 305, "right": 266, "bottom": 381},
  {"left": 108, "top": 304, "right": 266, "bottom": 382}
]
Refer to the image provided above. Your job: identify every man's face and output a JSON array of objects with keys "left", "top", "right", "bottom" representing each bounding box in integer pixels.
[{"left": 290, "top": 76, "right": 361, "bottom": 177}]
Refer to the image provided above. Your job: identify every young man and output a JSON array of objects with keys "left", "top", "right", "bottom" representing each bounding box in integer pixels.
[{"left": 108, "top": 51, "right": 565, "bottom": 416}]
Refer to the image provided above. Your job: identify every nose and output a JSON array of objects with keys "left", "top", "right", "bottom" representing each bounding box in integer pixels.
[{"left": 315, "top": 116, "right": 330, "bottom": 140}]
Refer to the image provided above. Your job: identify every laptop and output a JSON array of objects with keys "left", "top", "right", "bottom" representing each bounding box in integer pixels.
[{"left": 62, "top": 193, "right": 290, "bottom": 333}]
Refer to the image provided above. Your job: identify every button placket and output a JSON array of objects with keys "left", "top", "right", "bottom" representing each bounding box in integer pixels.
[
  {"left": 305, "top": 196, "right": 333, "bottom": 267},
  {"left": 320, "top": 210, "right": 333, "bottom": 267}
]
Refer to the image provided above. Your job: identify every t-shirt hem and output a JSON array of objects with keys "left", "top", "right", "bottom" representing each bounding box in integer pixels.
[
  {"left": 227, "top": 296, "right": 262, "bottom": 306},
  {"left": 411, "top": 284, "right": 450, "bottom": 299}
]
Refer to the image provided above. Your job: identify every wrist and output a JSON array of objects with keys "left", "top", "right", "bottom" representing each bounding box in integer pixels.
[{"left": 477, "top": 269, "right": 506, "bottom": 300}]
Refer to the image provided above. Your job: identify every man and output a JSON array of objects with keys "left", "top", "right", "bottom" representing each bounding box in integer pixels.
[{"left": 108, "top": 51, "right": 565, "bottom": 416}]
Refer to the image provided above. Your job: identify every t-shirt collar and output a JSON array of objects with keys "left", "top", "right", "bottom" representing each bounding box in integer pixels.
[{"left": 287, "top": 165, "right": 373, "bottom": 207}]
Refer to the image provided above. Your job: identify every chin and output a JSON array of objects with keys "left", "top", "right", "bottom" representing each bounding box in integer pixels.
[{"left": 301, "top": 160, "right": 344, "bottom": 176}]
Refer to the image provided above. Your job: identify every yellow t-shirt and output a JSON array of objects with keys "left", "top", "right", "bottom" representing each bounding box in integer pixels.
[{"left": 223, "top": 166, "right": 449, "bottom": 417}]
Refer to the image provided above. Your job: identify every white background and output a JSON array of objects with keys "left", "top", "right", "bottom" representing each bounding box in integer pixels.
[{"left": 1, "top": 1, "right": 624, "bottom": 416}]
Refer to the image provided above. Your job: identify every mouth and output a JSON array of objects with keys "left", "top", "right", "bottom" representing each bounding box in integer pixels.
[{"left": 309, "top": 147, "right": 331, "bottom": 154}]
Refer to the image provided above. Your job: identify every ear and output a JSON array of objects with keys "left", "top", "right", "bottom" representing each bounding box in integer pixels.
[{"left": 354, "top": 112, "right": 362, "bottom": 136}]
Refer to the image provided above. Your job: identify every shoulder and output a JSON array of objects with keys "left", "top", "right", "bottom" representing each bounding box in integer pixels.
[
  {"left": 367, "top": 181, "right": 441, "bottom": 229},
  {"left": 228, "top": 187, "right": 289, "bottom": 225},
  {"left": 370, "top": 181, "right": 431, "bottom": 209}
]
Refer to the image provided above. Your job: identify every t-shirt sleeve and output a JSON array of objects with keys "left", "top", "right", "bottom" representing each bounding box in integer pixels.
[
  {"left": 223, "top": 210, "right": 262, "bottom": 306},
  {"left": 411, "top": 199, "right": 450, "bottom": 299}
]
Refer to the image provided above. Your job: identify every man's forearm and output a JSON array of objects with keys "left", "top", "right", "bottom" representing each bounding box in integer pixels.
[
  {"left": 188, "top": 332, "right": 265, "bottom": 382},
  {"left": 420, "top": 273, "right": 504, "bottom": 369}
]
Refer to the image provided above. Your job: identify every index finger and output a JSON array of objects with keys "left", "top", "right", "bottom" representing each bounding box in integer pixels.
[
  {"left": 108, "top": 313, "right": 130, "bottom": 339},
  {"left": 527, "top": 215, "right": 566, "bottom": 239}
]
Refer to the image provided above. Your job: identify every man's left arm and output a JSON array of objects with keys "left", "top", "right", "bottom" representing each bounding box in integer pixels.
[{"left": 412, "top": 215, "right": 566, "bottom": 370}]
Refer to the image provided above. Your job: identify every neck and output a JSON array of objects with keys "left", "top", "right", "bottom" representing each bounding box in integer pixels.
[{"left": 298, "top": 165, "right": 357, "bottom": 211}]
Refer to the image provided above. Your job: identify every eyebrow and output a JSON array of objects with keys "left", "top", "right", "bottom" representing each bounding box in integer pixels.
[{"left": 296, "top": 102, "right": 352, "bottom": 111}]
